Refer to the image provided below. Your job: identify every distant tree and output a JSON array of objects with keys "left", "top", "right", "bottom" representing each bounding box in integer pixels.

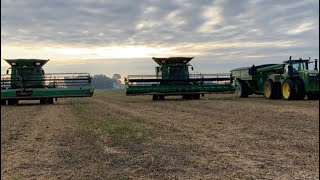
[
  {"left": 112, "top": 73, "right": 121, "bottom": 80},
  {"left": 91, "top": 74, "right": 117, "bottom": 89}
]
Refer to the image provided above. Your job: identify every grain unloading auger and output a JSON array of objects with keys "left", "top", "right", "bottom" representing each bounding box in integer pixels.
[
  {"left": 1, "top": 59, "right": 94, "bottom": 105},
  {"left": 125, "top": 57, "right": 234, "bottom": 100}
]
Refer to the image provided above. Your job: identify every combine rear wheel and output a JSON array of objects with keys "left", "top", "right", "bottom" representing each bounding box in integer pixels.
[
  {"left": 235, "top": 81, "right": 249, "bottom": 98},
  {"left": 282, "top": 79, "right": 296, "bottom": 100}
]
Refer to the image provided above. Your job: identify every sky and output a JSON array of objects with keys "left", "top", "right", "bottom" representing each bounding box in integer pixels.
[{"left": 1, "top": 0, "right": 319, "bottom": 77}]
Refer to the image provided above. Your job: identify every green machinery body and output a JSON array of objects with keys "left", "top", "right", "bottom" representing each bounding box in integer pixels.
[
  {"left": 1, "top": 59, "right": 94, "bottom": 105},
  {"left": 125, "top": 57, "right": 234, "bottom": 100},
  {"left": 230, "top": 56, "right": 319, "bottom": 100}
]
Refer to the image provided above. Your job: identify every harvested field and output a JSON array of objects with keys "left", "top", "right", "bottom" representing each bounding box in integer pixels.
[{"left": 1, "top": 90, "right": 319, "bottom": 179}]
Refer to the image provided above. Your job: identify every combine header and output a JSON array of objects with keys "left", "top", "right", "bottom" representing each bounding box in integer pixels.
[
  {"left": 125, "top": 57, "right": 234, "bottom": 100},
  {"left": 1, "top": 59, "right": 94, "bottom": 105}
]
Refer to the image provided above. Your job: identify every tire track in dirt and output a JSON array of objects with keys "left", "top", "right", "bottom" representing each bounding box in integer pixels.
[{"left": 1, "top": 102, "right": 85, "bottom": 179}]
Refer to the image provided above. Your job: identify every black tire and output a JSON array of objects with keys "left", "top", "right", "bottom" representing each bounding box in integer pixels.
[
  {"left": 294, "top": 79, "right": 305, "bottom": 100},
  {"left": 282, "top": 79, "right": 296, "bottom": 100},
  {"left": 1, "top": 100, "right": 7, "bottom": 106},
  {"left": 194, "top": 94, "right": 200, "bottom": 100},
  {"left": 235, "top": 81, "right": 249, "bottom": 98},
  {"left": 183, "top": 94, "right": 192, "bottom": 100},
  {"left": 264, "top": 80, "right": 282, "bottom": 99},
  {"left": 152, "top": 95, "right": 159, "bottom": 101},
  {"left": 48, "top": 98, "right": 54, "bottom": 104},
  {"left": 159, "top": 95, "right": 165, "bottom": 100},
  {"left": 273, "top": 82, "right": 282, "bottom": 99},
  {"left": 40, "top": 98, "right": 47, "bottom": 104},
  {"left": 8, "top": 99, "right": 18, "bottom": 105},
  {"left": 307, "top": 93, "right": 319, "bottom": 100}
]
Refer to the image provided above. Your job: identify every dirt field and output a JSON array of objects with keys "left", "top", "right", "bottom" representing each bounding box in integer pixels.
[{"left": 1, "top": 91, "right": 319, "bottom": 179}]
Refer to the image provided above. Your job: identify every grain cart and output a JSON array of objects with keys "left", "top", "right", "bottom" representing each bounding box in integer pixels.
[
  {"left": 231, "top": 56, "right": 319, "bottom": 100},
  {"left": 125, "top": 57, "right": 234, "bottom": 100},
  {"left": 1, "top": 59, "right": 94, "bottom": 105}
]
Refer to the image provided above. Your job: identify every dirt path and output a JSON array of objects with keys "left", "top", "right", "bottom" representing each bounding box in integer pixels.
[{"left": 1, "top": 92, "right": 319, "bottom": 179}]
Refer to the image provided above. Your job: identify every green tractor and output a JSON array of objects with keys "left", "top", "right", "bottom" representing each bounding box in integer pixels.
[
  {"left": 125, "top": 57, "right": 233, "bottom": 100},
  {"left": 1, "top": 59, "right": 94, "bottom": 105},
  {"left": 231, "top": 56, "right": 319, "bottom": 100}
]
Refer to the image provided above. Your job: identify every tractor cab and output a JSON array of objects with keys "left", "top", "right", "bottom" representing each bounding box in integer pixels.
[{"left": 283, "top": 58, "right": 311, "bottom": 74}]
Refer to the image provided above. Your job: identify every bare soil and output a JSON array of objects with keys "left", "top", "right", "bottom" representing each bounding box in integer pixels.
[{"left": 1, "top": 91, "right": 319, "bottom": 179}]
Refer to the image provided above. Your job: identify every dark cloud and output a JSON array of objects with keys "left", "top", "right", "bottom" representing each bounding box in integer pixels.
[{"left": 1, "top": 0, "right": 319, "bottom": 75}]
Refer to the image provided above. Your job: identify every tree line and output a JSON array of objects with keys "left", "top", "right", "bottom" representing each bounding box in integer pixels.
[{"left": 91, "top": 74, "right": 123, "bottom": 89}]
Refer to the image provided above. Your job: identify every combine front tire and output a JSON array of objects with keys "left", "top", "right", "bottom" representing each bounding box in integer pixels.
[
  {"left": 159, "top": 95, "right": 165, "bottom": 100},
  {"left": 235, "top": 81, "right": 249, "bottom": 98},
  {"left": 8, "top": 99, "right": 18, "bottom": 105},
  {"left": 282, "top": 79, "right": 296, "bottom": 100},
  {"left": 194, "top": 94, "right": 200, "bottom": 100},
  {"left": 152, "top": 95, "right": 159, "bottom": 101}
]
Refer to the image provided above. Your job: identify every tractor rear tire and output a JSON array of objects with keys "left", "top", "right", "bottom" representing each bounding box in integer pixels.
[
  {"left": 294, "top": 79, "right": 305, "bottom": 100},
  {"left": 235, "top": 81, "right": 249, "bottom": 98},
  {"left": 264, "top": 80, "right": 281, "bottom": 99},
  {"left": 282, "top": 79, "right": 296, "bottom": 100},
  {"left": 307, "top": 93, "right": 319, "bottom": 100}
]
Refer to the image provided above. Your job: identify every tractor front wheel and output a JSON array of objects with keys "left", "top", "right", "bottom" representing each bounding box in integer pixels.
[{"left": 282, "top": 79, "right": 296, "bottom": 100}]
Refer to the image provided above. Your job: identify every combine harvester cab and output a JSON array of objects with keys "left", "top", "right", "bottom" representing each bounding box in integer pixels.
[
  {"left": 1, "top": 59, "right": 94, "bottom": 105},
  {"left": 231, "top": 56, "right": 319, "bottom": 100},
  {"left": 125, "top": 57, "right": 234, "bottom": 100}
]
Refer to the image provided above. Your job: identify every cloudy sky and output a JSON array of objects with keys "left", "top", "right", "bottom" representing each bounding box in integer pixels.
[{"left": 1, "top": 0, "right": 319, "bottom": 77}]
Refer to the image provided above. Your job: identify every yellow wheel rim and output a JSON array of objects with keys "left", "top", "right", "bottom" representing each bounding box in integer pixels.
[
  {"left": 282, "top": 83, "right": 290, "bottom": 99},
  {"left": 264, "top": 83, "right": 271, "bottom": 98}
]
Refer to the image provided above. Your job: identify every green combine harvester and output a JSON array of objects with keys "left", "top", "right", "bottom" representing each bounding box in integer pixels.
[
  {"left": 231, "top": 56, "right": 319, "bottom": 100},
  {"left": 125, "top": 57, "right": 234, "bottom": 100},
  {"left": 1, "top": 59, "right": 94, "bottom": 105}
]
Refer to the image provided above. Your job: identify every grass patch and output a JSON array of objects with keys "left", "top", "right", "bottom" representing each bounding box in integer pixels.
[{"left": 103, "top": 122, "right": 151, "bottom": 148}]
